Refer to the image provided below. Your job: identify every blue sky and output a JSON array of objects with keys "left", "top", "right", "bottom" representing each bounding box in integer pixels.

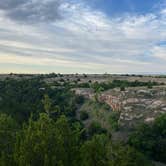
[
  {"left": 84, "top": 0, "right": 159, "bottom": 15},
  {"left": 0, "top": 0, "right": 166, "bottom": 74}
]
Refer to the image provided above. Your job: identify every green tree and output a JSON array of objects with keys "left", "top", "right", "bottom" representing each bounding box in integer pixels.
[
  {"left": 14, "top": 114, "right": 80, "bottom": 166},
  {"left": 80, "top": 111, "right": 89, "bottom": 120},
  {"left": 0, "top": 114, "right": 18, "bottom": 165},
  {"left": 80, "top": 134, "right": 109, "bottom": 166},
  {"left": 42, "top": 94, "right": 52, "bottom": 116},
  {"left": 128, "top": 114, "right": 166, "bottom": 163},
  {"left": 14, "top": 114, "right": 58, "bottom": 166},
  {"left": 80, "top": 135, "right": 153, "bottom": 166},
  {"left": 88, "top": 122, "right": 107, "bottom": 137},
  {"left": 109, "top": 111, "right": 120, "bottom": 131},
  {"left": 108, "top": 144, "right": 153, "bottom": 166}
]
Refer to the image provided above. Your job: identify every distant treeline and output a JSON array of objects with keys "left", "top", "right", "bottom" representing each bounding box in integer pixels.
[{"left": 71, "top": 80, "right": 163, "bottom": 92}]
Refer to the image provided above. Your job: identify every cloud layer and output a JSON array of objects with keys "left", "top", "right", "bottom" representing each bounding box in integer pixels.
[
  {"left": 0, "top": 0, "right": 166, "bottom": 73},
  {"left": 0, "top": 0, "right": 63, "bottom": 22}
]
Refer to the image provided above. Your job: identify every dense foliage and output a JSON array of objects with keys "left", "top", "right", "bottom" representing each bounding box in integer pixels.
[
  {"left": 0, "top": 79, "right": 78, "bottom": 123},
  {"left": 109, "top": 111, "right": 120, "bottom": 131},
  {"left": 49, "top": 79, "right": 161, "bottom": 92},
  {"left": 129, "top": 114, "right": 166, "bottom": 163},
  {"left": 91, "top": 80, "right": 160, "bottom": 92},
  {"left": 0, "top": 113, "right": 154, "bottom": 166},
  {"left": 0, "top": 78, "right": 165, "bottom": 165}
]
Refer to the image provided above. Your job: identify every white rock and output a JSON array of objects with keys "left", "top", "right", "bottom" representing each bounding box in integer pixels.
[{"left": 145, "top": 117, "right": 155, "bottom": 122}]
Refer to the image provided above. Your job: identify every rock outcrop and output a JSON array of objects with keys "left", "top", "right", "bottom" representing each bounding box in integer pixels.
[{"left": 73, "top": 86, "right": 166, "bottom": 128}]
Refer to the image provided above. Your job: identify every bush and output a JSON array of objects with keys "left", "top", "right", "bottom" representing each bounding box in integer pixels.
[
  {"left": 147, "top": 84, "right": 153, "bottom": 89},
  {"left": 88, "top": 121, "right": 107, "bottom": 137},
  {"left": 109, "top": 145, "right": 154, "bottom": 166},
  {"left": 80, "top": 111, "right": 89, "bottom": 120},
  {"left": 128, "top": 114, "right": 166, "bottom": 163},
  {"left": 76, "top": 96, "right": 85, "bottom": 104},
  {"left": 120, "top": 85, "right": 125, "bottom": 91},
  {"left": 109, "top": 111, "right": 120, "bottom": 131}
]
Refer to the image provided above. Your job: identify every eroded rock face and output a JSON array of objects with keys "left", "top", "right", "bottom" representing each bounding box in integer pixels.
[
  {"left": 72, "top": 88, "right": 94, "bottom": 99},
  {"left": 148, "top": 100, "right": 163, "bottom": 109},
  {"left": 99, "top": 94, "right": 121, "bottom": 111},
  {"left": 106, "top": 87, "right": 166, "bottom": 128},
  {"left": 73, "top": 86, "right": 166, "bottom": 128}
]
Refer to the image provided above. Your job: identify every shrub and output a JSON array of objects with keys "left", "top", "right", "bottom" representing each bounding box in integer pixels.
[
  {"left": 76, "top": 96, "right": 85, "bottom": 104},
  {"left": 128, "top": 114, "right": 166, "bottom": 163},
  {"left": 120, "top": 85, "right": 125, "bottom": 91},
  {"left": 109, "top": 111, "right": 120, "bottom": 131},
  {"left": 88, "top": 121, "right": 107, "bottom": 137},
  {"left": 80, "top": 111, "right": 89, "bottom": 120}
]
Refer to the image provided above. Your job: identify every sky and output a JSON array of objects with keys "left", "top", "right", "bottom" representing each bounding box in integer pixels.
[{"left": 0, "top": 0, "right": 166, "bottom": 74}]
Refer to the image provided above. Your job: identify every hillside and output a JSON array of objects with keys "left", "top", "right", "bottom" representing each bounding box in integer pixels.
[{"left": 0, "top": 74, "right": 165, "bottom": 166}]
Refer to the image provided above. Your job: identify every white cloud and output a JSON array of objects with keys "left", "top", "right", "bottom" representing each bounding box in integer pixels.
[
  {"left": 151, "top": 46, "right": 166, "bottom": 60},
  {"left": 0, "top": 0, "right": 166, "bottom": 73}
]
